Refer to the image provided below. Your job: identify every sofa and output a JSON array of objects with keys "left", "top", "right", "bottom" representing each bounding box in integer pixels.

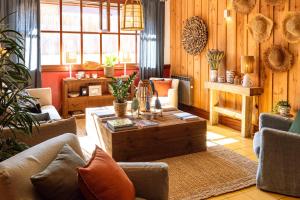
[
  {"left": 253, "top": 113, "right": 300, "bottom": 197},
  {"left": 149, "top": 78, "right": 179, "bottom": 108},
  {"left": 0, "top": 133, "right": 169, "bottom": 200}
]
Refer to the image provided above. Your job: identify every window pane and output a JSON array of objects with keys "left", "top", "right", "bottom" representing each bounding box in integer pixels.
[
  {"left": 41, "top": 1, "right": 60, "bottom": 31},
  {"left": 110, "top": 3, "right": 118, "bottom": 32},
  {"left": 102, "top": 34, "right": 118, "bottom": 62},
  {"left": 83, "top": 34, "right": 100, "bottom": 64},
  {"left": 102, "top": 2, "right": 108, "bottom": 31},
  {"left": 120, "top": 35, "right": 136, "bottom": 63},
  {"left": 137, "top": 35, "right": 140, "bottom": 63},
  {"left": 63, "top": 33, "right": 81, "bottom": 64},
  {"left": 41, "top": 33, "right": 60, "bottom": 65},
  {"left": 62, "top": 1, "right": 80, "bottom": 31},
  {"left": 83, "top": 2, "right": 100, "bottom": 32}
]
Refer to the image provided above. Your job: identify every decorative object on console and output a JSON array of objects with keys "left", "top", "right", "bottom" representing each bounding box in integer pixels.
[
  {"left": 120, "top": 51, "right": 131, "bottom": 77},
  {"left": 92, "top": 73, "right": 98, "bottom": 78},
  {"left": 226, "top": 70, "right": 236, "bottom": 84},
  {"left": 282, "top": 12, "right": 300, "bottom": 44},
  {"left": 264, "top": 45, "right": 293, "bottom": 72},
  {"left": 241, "top": 56, "right": 254, "bottom": 87},
  {"left": 207, "top": 49, "right": 225, "bottom": 82},
  {"left": 233, "top": 0, "right": 256, "bottom": 14},
  {"left": 121, "top": 0, "right": 144, "bottom": 31},
  {"left": 88, "top": 85, "right": 102, "bottom": 96},
  {"left": 137, "top": 79, "right": 154, "bottom": 112},
  {"left": 234, "top": 75, "right": 241, "bottom": 85},
  {"left": 182, "top": 16, "right": 208, "bottom": 55},
  {"left": 80, "top": 86, "right": 88, "bottom": 96},
  {"left": 218, "top": 75, "right": 226, "bottom": 83},
  {"left": 103, "top": 55, "right": 117, "bottom": 78},
  {"left": 68, "top": 92, "right": 80, "bottom": 98},
  {"left": 248, "top": 14, "right": 273, "bottom": 43},
  {"left": 110, "top": 72, "right": 137, "bottom": 117},
  {"left": 248, "top": 14, "right": 274, "bottom": 43},
  {"left": 264, "top": 0, "right": 284, "bottom": 6},
  {"left": 65, "top": 51, "right": 77, "bottom": 79},
  {"left": 273, "top": 100, "right": 291, "bottom": 117}
]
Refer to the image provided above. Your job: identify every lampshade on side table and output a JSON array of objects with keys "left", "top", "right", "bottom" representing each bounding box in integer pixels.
[{"left": 241, "top": 56, "right": 254, "bottom": 87}]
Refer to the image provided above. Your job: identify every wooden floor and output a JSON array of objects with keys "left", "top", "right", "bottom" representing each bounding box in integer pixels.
[{"left": 76, "top": 119, "right": 297, "bottom": 200}]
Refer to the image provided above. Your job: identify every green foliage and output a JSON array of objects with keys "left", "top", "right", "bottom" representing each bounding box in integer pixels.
[
  {"left": 109, "top": 72, "right": 137, "bottom": 103},
  {"left": 273, "top": 100, "right": 291, "bottom": 113},
  {"left": 104, "top": 55, "right": 118, "bottom": 67},
  {"left": 0, "top": 15, "right": 39, "bottom": 161}
]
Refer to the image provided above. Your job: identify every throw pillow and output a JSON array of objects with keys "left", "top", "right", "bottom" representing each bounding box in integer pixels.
[
  {"left": 31, "top": 144, "right": 86, "bottom": 200},
  {"left": 19, "top": 90, "right": 42, "bottom": 113},
  {"left": 30, "top": 112, "right": 50, "bottom": 122},
  {"left": 78, "top": 146, "right": 135, "bottom": 200},
  {"left": 289, "top": 111, "right": 300, "bottom": 134},
  {"left": 152, "top": 80, "right": 172, "bottom": 97}
]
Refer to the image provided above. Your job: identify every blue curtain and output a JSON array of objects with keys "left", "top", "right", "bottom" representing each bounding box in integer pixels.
[
  {"left": 0, "top": 0, "right": 41, "bottom": 87},
  {"left": 139, "top": 0, "right": 165, "bottom": 80}
]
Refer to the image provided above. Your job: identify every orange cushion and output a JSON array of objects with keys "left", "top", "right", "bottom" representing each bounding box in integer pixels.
[
  {"left": 152, "top": 80, "right": 172, "bottom": 97},
  {"left": 78, "top": 146, "right": 135, "bottom": 200}
]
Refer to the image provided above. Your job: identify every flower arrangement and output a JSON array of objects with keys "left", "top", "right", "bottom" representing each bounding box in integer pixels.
[
  {"left": 206, "top": 49, "right": 225, "bottom": 70},
  {"left": 273, "top": 100, "right": 291, "bottom": 116}
]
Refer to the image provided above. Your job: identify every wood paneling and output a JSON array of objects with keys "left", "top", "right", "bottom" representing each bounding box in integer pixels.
[{"left": 170, "top": 0, "right": 300, "bottom": 124}]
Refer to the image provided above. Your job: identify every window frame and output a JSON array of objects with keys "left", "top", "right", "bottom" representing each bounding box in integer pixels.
[{"left": 40, "top": 0, "right": 139, "bottom": 71}]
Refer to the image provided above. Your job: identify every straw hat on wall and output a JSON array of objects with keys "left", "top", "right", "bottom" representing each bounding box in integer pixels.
[
  {"left": 282, "top": 12, "right": 300, "bottom": 43},
  {"left": 264, "top": 45, "right": 293, "bottom": 72},
  {"left": 248, "top": 14, "right": 273, "bottom": 43},
  {"left": 264, "top": 0, "right": 284, "bottom": 6},
  {"left": 233, "top": 0, "right": 256, "bottom": 14}
]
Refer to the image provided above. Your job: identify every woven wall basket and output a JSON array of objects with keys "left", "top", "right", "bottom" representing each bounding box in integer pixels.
[{"left": 181, "top": 16, "right": 208, "bottom": 56}]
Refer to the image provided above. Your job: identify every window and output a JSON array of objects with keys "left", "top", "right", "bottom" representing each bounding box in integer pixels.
[{"left": 40, "top": 0, "right": 140, "bottom": 66}]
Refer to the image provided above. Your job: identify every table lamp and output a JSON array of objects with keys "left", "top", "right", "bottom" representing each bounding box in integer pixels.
[
  {"left": 65, "top": 52, "right": 77, "bottom": 79},
  {"left": 241, "top": 56, "right": 254, "bottom": 87},
  {"left": 120, "top": 51, "right": 131, "bottom": 77}
]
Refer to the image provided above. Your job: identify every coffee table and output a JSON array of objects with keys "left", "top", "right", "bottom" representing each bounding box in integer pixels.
[{"left": 86, "top": 106, "right": 207, "bottom": 162}]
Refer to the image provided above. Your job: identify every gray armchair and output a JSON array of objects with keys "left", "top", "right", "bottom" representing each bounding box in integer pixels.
[{"left": 253, "top": 113, "right": 300, "bottom": 197}]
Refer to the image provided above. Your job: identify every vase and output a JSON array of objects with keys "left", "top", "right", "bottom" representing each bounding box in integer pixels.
[
  {"left": 279, "top": 106, "right": 291, "bottom": 116},
  {"left": 210, "top": 70, "right": 218, "bottom": 82},
  {"left": 113, "top": 101, "right": 127, "bottom": 117},
  {"left": 104, "top": 66, "right": 114, "bottom": 77}
]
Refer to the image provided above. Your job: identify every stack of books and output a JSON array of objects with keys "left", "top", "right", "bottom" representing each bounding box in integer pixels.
[
  {"left": 107, "top": 118, "right": 138, "bottom": 132},
  {"left": 173, "top": 112, "right": 199, "bottom": 121}
]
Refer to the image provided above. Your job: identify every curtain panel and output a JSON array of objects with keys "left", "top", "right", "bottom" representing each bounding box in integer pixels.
[
  {"left": 139, "top": 0, "right": 165, "bottom": 80},
  {"left": 0, "top": 0, "right": 41, "bottom": 87}
]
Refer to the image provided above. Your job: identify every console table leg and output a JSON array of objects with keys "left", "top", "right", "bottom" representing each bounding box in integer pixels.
[
  {"left": 210, "top": 90, "right": 219, "bottom": 125},
  {"left": 241, "top": 95, "right": 253, "bottom": 138}
]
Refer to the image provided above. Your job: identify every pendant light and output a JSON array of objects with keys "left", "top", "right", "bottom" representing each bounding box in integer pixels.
[{"left": 121, "top": 0, "right": 144, "bottom": 31}]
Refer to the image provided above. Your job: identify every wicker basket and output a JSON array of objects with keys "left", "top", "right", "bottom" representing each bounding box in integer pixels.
[{"left": 114, "top": 101, "right": 128, "bottom": 117}]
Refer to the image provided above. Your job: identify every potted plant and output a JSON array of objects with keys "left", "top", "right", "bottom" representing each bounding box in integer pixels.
[
  {"left": 103, "top": 55, "right": 118, "bottom": 77},
  {"left": 0, "top": 16, "right": 39, "bottom": 161},
  {"left": 274, "top": 100, "right": 291, "bottom": 116},
  {"left": 110, "top": 72, "right": 137, "bottom": 117},
  {"left": 207, "top": 49, "right": 225, "bottom": 82}
]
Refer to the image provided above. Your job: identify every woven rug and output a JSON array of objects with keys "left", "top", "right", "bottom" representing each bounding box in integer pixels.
[{"left": 158, "top": 146, "right": 257, "bottom": 200}]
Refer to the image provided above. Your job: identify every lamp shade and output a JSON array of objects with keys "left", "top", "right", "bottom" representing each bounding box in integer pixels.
[
  {"left": 241, "top": 56, "right": 255, "bottom": 74},
  {"left": 121, "top": 0, "right": 144, "bottom": 31}
]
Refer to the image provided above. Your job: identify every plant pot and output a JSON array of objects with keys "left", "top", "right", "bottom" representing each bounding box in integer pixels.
[
  {"left": 279, "top": 106, "right": 291, "bottom": 116},
  {"left": 104, "top": 66, "right": 114, "bottom": 77},
  {"left": 113, "top": 101, "right": 128, "bottom": 117},
  {"left": 210, "top": 70, "right": 218, "bottom": 82}
]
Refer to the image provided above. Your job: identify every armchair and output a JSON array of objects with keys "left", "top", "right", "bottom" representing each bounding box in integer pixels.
[
  {"left": 149, "top": 77, "right": 179, "bottom": 108},
  {"left": 253, "top": 113, "right": 300, "bottom": 197}
]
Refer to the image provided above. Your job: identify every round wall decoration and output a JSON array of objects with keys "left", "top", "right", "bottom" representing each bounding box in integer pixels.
[{"left": 181, "top": 16, "right": 208, "bottom": 56}]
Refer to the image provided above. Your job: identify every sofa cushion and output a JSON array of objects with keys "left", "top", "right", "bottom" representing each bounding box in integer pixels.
[
  {"left": 41, "top": 105, "right": 61, "bottom": 120},
  {"left": 19, "top": 91, "right": 42, "bottom": 113},
  {"left": 78, "top": 146, "right": 135, "bottom": 200},
  {"left": 31, "top": 144, "right": 86, "bottom": 200},
  {"left": 289, "top": 111, "right": 300, "bottom": 134},
  {"left": 30, "top": 112, "right": 50, "bottom": 122},
  {"left": 152, "top": 80, "right": 172, "bottom": 97},
  {"left": 253, "top": 132, "right": 261, "bottom": 158}
]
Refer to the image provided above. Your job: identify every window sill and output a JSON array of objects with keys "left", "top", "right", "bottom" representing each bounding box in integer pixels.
[{"left": 41, "top": 64, "right": 139, "bottom": 72}]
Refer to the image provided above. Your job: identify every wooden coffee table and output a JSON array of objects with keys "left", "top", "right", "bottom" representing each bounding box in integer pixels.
[{"left": 86, "top": 107, "right": 207, "bottom": 162}]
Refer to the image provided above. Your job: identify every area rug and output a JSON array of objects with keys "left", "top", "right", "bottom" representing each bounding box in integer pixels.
[{"left": 158, "top": 146, "right": 257, "bottom": 200}]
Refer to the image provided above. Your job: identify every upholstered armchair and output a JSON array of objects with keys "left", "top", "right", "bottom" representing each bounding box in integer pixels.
[
  {"left": 149, "top": 77, "right": 179, "bottom": 108},
  {"left": 253, "top": 113, "right": 300, "bottom": 197}
]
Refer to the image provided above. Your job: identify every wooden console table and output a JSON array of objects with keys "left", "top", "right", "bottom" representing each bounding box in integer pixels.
[{"left": 204, "top": 82, "right": 263, "bottom": 138}]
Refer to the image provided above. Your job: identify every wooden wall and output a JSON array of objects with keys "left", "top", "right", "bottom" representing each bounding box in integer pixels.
[{"left": 170, "top": 0, "right": 300, "bottom": 124}]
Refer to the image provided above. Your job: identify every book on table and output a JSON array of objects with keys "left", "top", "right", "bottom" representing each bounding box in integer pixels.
[
  {"left": 135, "top": 120, "right": 159, "bottom": 128},
  {"left": 107, "top": 118, "right": 138, "bottom": 132},
  {"left": 173, "top": 112, "right": 199, "bottom": 121}
]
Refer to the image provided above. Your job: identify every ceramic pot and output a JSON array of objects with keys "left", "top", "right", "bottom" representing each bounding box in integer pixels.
[
  {"left": 279, "top": 106, "right": 291, "bottom": 116},
  {"left": 113, "top": 101, "right": 127, "bottom": 117},
  {"left": 210, "top": 70, "right": 218, "bottom": 82},
  {"left": 104, "top": 66, "right": 114, "bottom": 77}
]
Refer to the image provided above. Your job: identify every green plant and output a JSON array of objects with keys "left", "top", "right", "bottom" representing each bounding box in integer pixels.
[
  {"left": 109, "top": 72, "right": 137, "bottom": 103},
  {"left": 206, "top": 49, "right": 225, "bottom": 70},
  {"left": 273, "top": 100, "right": 291, "bottom": 113},
  {"left": 104, "top": 55, "right": 118, "bottom": 67},
  {"left": 0, "top": 15, "right": 39, "bottom": 161}
]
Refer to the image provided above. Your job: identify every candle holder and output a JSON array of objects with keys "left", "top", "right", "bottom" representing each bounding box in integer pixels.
[{"left": 241, "top": 56, "right": 254, "bottom": 87}]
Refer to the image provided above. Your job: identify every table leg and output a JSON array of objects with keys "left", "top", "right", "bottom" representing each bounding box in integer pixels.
[
  {"left": 210, "top": 89, "right": 219, "bottom": 125},
  {"left": 241, "top": 95, "right": 253, "bottom": 138}
]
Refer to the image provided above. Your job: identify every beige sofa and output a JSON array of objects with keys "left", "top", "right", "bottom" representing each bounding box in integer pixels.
[
  {"left": 149, "top": 78, "right": 179, "bottom": 108},
  {"left": 0, "top": 134, "right": 169, "bottom": 200}
]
